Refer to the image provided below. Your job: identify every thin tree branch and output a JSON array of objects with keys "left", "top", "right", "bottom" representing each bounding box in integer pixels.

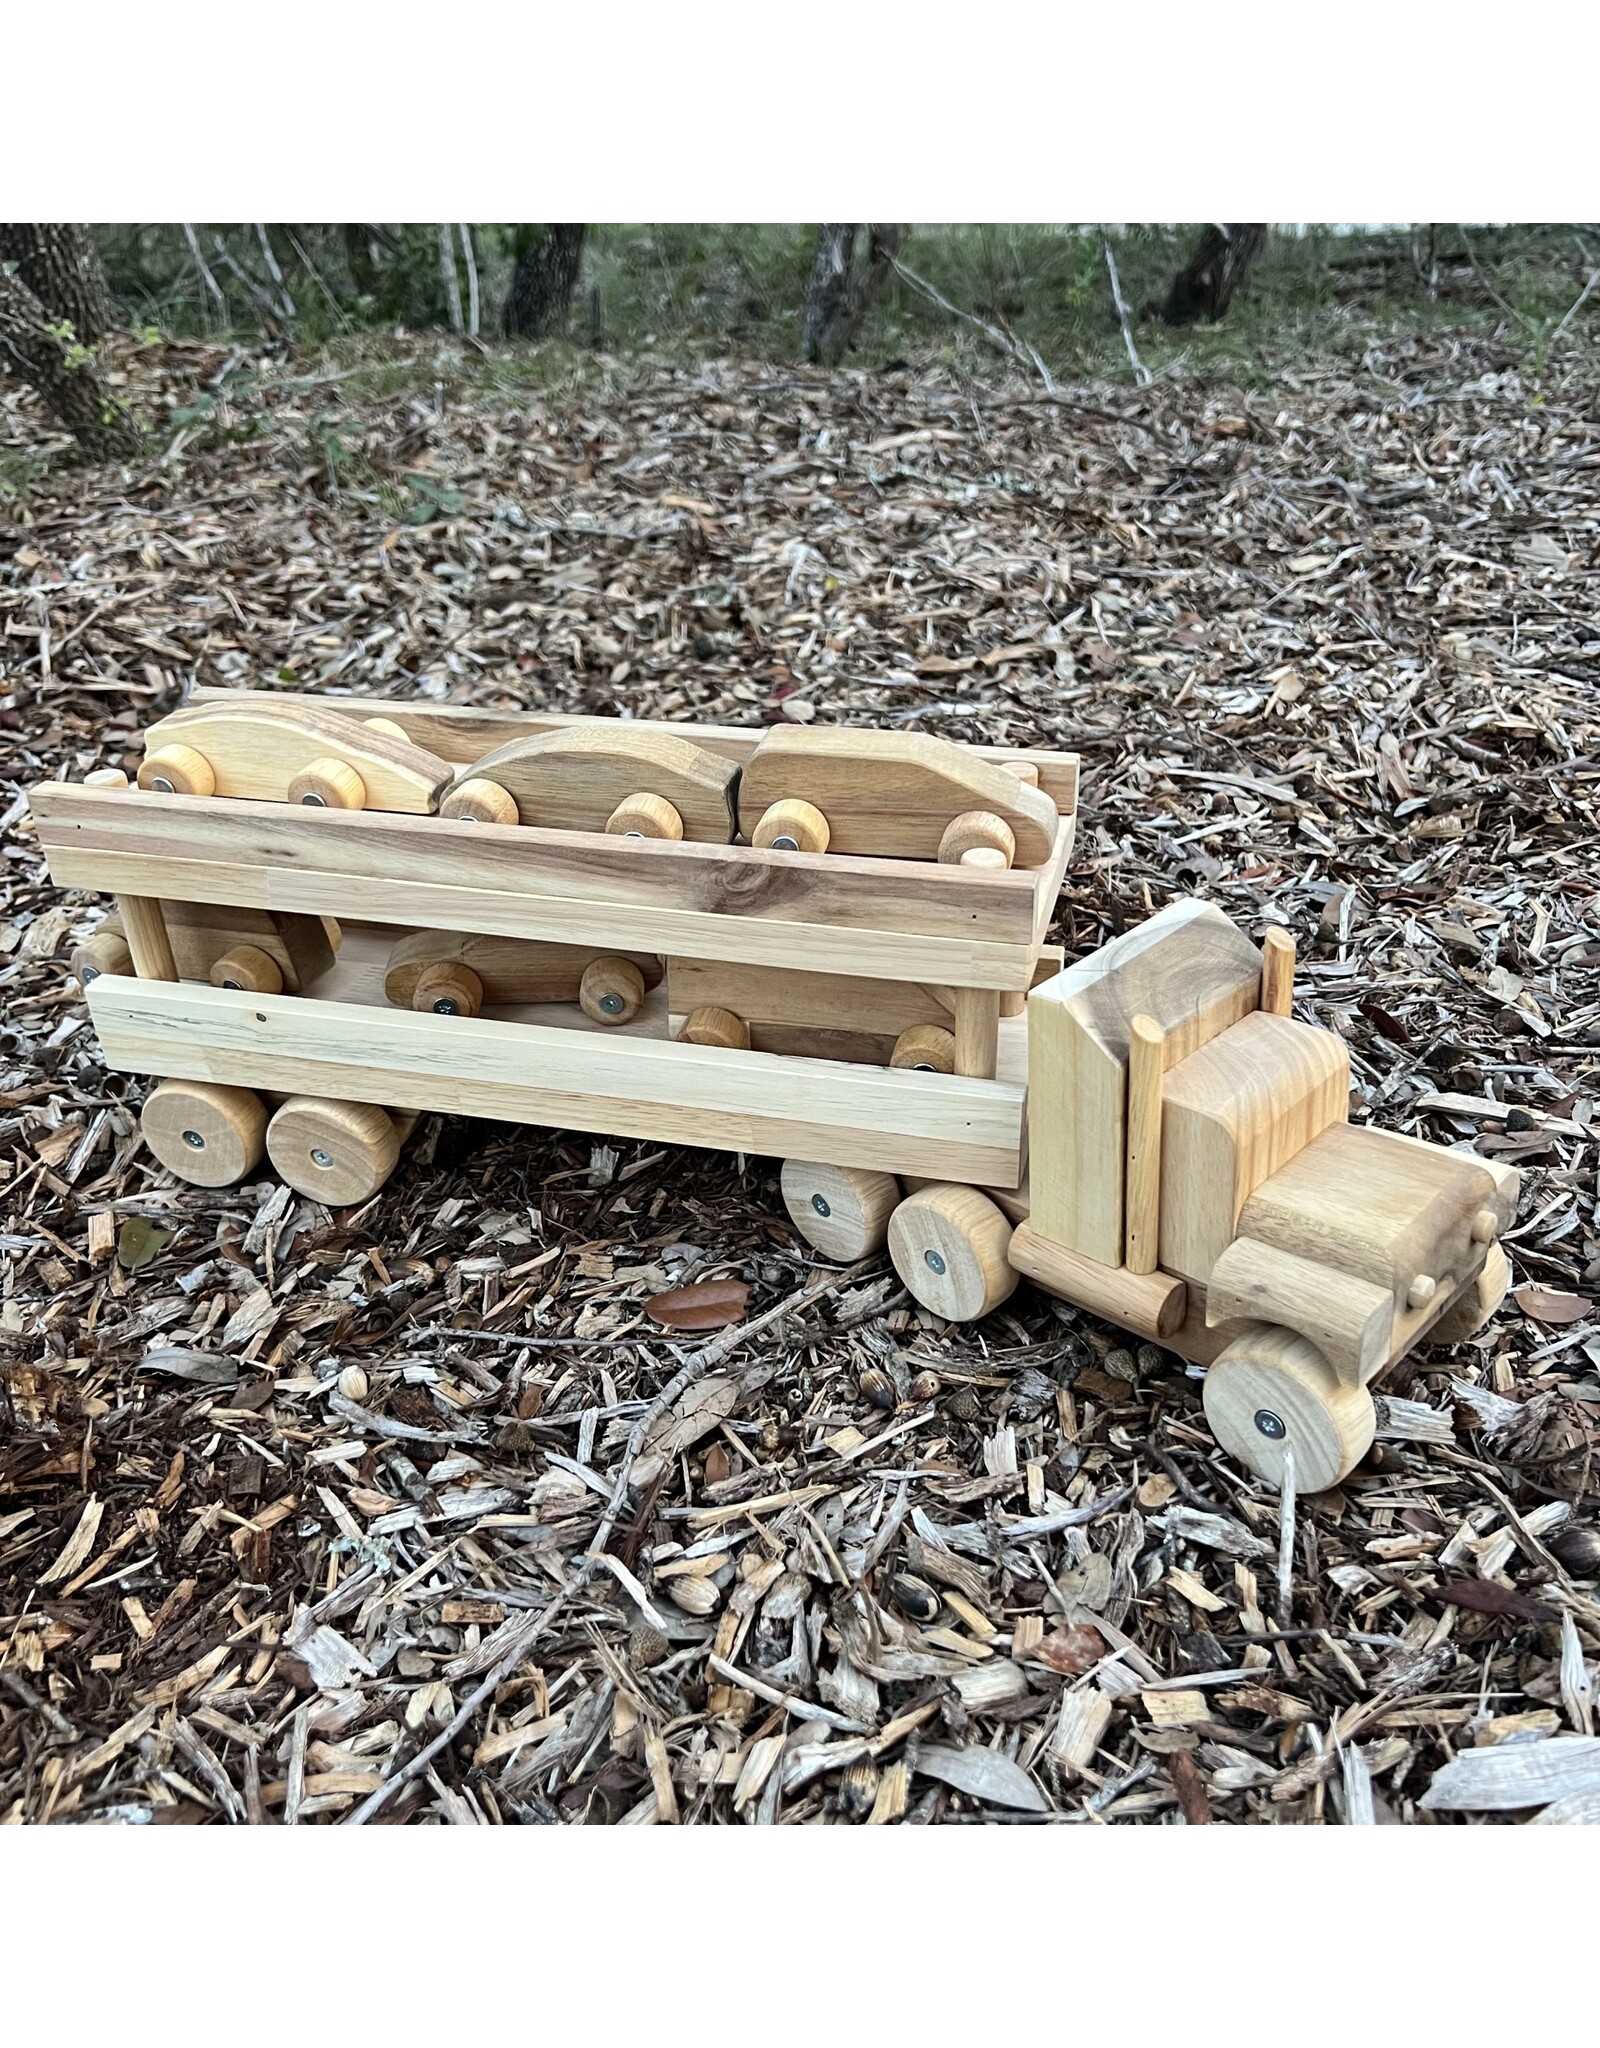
[
  {"left": 887, "top": 252, "right": 1056, "bottom": 393},
  {"left": 1101, "top": 232, "right": 1151, "bottom": 387}
]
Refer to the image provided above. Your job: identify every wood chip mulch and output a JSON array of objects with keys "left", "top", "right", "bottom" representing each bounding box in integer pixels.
[{"left": 2, "top": 329, "right": 1598, "bottom": 1825}]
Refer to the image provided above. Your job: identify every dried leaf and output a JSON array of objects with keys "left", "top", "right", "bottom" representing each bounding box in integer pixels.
[
  {"left": 914, "top": 1741, "right": 1049, "bottom": 1812},
  {"left": 646, "top": 1278, "right": 750, "bottom": 1331},
  {"left": 1514, "top": 1286, "right": 1593, "bottom": 1326},
  {"left": 1433, "top": 1580, "right": 1557, "bottom": 1623},
  {"left": 139, "top": 1347, "right": 240, "bottom": 1387},
  {"left": 117, "top": 1216, "right": 169, "bottom": 1271}
]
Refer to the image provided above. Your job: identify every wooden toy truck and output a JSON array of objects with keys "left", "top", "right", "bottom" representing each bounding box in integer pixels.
[{"left": 29, "top": 693, "right": 1516, "bottom": 1493}]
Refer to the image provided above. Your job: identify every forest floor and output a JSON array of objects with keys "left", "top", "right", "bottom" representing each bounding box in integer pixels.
[{"left": 2, "top": 322, "right": 1598, "bottom": 1825}]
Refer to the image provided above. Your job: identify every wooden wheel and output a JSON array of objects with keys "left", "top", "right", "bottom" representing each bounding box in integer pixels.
[
  {"left": 579, "top": 955, "right": 646, "bottom": 1025},
  {"left": 888, "top": 1185, "right": 1018, "bottom": 1322},
  {"left": 412, "top": 961, "right": 484, "bottom": 1017},
  {"left": 679, "top": 1006, "right": 750, "bottom": 1050},
  {"left": 1203, "top": 1326, "right": 1375, "bottom": 1493},
  {"left": 441, "top": 776, "right": 519, "bottom": 825},
  {"left": 752, "top": 799, "right": 830, "bottom": 854},
  {"left": 71, "top": 929, "right": 134, "bottom": 986},
  {"left": 364, "top": 716, "right": 411, "bottom": 745},
  {"left": 138, "top": 743, "right": 215, "bottom": 797},
  {"left": 781, "top": 1160, "right": 900, "bottom": 1261},
  {"left": 142, "top": 1079, "right": 267, "bottom": 1188},
  {"left": 267, "top": 1097, "right": 400, "bottom": 1205},
  {"left": 890, "top": 1024, "right": 956, "bottom": 1073},
  {"left": 938, "top": 810, "right": 1015, "bottom": 870},
  {"left": 289, "top": 757, "right": 366, "bottom": 809},
  {"left": 1430, "top": 1244, "right": 1510, "bottom": 1344},
  {"left": 208, "top": 945, "right": 284, "bottom": 994},
  {"left": 84, "top": 767, "right": 130, "bottom": 789},
  {"left": 606, "top": 792, "right": 683, "bottom": 840}
]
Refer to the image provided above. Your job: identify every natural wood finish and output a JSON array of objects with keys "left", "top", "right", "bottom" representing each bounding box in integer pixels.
[
  {"left": 953, "top": 987, "right": 1000, "bottom": 1079},
  {"left": 606, "top": 792, "right": 684, "bottom": 840},
  {"left": 781, "top": 1160, "right": 900, "bottom": 1261},
  {"left": 1026, "top": 900, "right": 1264, "bottom": 1264},
  {"left": 1124, "top": 1013, "right": 1164, "bottom": 1275},
  {"left": 31, "top": 783, "right": 1045, "bottom": 990},
  {"left": 888, "top": 1185, "right": 1018, "bottom": 1322},
  {"left": 142, "top": 1078, "right": 266, "bottom": 1188},
  {"left": 71, "top": 928, "right": 134, "bottom": 984},
  {"left": 939, "top": 810, "right": 1015, "bottom": 869},
  {"left": 679, "top": 1006, "right": 750, "bottom": 1051},
  {"left": 363, "top": 717, "right": 411, "bottom": 745},
  {"left": 747, "top": 1023, "right": 898, "bottom": 1066},
  {"left": 752, "top": 798, "right": 830, "bottom": 854},
  {"left": 670, "top": 959, "right": 950, "bottom": 1041},
  {"left": 891, "top": 1024, "right": 955, "bottom": 1073},
  {"left": 288, "top": 757, "right": 366, "bottom": 810},
  {"left": 1430, "top": 1242, "right": 1509, "bottom": 1343},
  {"left": 1236, "top": 1119, "right": 1515, "bottom": 1316},
  {"left": 208, "top": 945, "right": 284, "bottom": 995},
  {"left": 267, "top": 1096, "right": 401, "bottom": 1206},
  {"left": 465, "top": 726, "right": 738, "bottom": 841},
  {"left": 440, "top": 777, "right": 519, "bottom": 826},
  {"left": 159, "top": 903, "right": 334, "bottom": 994},
  {"left": 190, "top": 685, "right": 1083, "bottom": 810},
  {"left": 88, "top": 978, "right": 1028, "bottom": 1187},
  {"left": 1202, "top": 1326, "right": 1375, "bottom": 1492},
  {"left": 412, "top": 960, "right": 484, "bottom": 1018},
  {"left": 1007, "top": 1223, "right": 1188, "bottom": 1340},
  {"left": 1205, "top": 1236, "right": 1395, "bottom": 1384},
  {"left": 579, "top": 956, "right": 646, "bottom": 1026},
  {"left": 740, "top": 727, "right": 1058, "bottom": 865},
  {"left": 138, "top": 743, "right": 215, "bottom": 797},
  {"left": 115, "top": 894, "right": 178, "bottom": 982},
  {"left": 83, "top": 767, "right": 129, "bottom": 789},
  {"left": 1159, "top": 1010, "right": 1349, "bottom": 1287},
  {"left": 384, "top": 930, "right": 662, "bottom": 1011},
  {"left": 1261, "top": 926, "right": 1295, "bottom": 1015},
  {"left": 142, "top": 702, "right": 451, "bottom": 813}
]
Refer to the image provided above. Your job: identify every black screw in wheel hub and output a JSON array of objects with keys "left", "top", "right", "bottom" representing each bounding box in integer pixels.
[
  {"left": 183, "top": 1129, "right": 205, "bottom": 1150},
  {"left": 151, "top": 776, "right": 175, "bottom": 793},
  {"left": 811, "top": 1193, "right": 831, "bottom": 1217},
  {"left": 1254, "top": 1409, "right": 1287, "bottom": 1440},
  {"left": 600, "top": 993, "right": 623, "bottom": 1015},
  {"left": 300, "top": 791, "right": 326, "bottom": 807},
  {"left": 925, "top": 1249, "right": 947, "bottom": 1275},
  {"left": 772, "top": 834, "right": 799, "bottom": 851},
  {"left": 311, "top": 1147, "right": 333, "bottom": 1169},
  {"left": 432, "top": 997, "right": 459, "bottom": 1015}
]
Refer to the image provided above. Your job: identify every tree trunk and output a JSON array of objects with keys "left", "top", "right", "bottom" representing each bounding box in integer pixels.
[
  {"left": 1160, "top": 224, "right": 1266, "bottom": 327},
  {"left": 0, "top": 223, "right": 118, "bottom": 344},
  {"left": 0, "top": 265, "right": 137, "bottom": 459},
  {"left": 801, "top": 224, "right": 908, "bottom": 365},
  {"left": 502, "top": 226, "right": 587, "bottom": 338}
]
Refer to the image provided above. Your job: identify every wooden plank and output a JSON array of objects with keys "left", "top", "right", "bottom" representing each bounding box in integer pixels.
[
  {"left": 87, "top": 977, "right": 1027, "bottom": 1186},
  {"left": 188, "top": 687, "right": 1082, "bottom": 810},
  {"left": 667, "top": 958, "right": 953, "bottom": 1038},
  {"left": 1030, "top": 814, "right": 1077, "bottom": 946},
  {"left": 1159, "top": 1011, "right": 1349, "bottom": 1287},
  {"left": 29, "top": 783, "right": 1041, "bottom": 988},
  {"left": 954, "top": 988, "right": 1000, "bottom": 1079},
  {"left": 1025, "top": 901, "right": 1263, "bottom": 1264},
  {"left": 738, "top": 727, "right": 1060, "bottom": 865}
]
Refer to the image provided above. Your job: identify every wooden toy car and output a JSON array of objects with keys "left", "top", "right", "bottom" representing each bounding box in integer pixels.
[{"left": 29, "top": 691, "right": 1514, "bottom": 1493}]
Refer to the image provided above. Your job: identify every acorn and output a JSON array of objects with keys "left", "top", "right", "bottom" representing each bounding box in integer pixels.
[
  {"left": 945, "top": 1386, "right": 980, "bottom": 1422},
  {"left": 908, "top": 1370, "right": 941, "bottom": 1403},
  {"left": 629, "top": 1623, "right": 670, "bottom": 1668},
  {"left": 859, "top": 1367, "right": 897, "bottom": 1411},
  {"left": 835, "top": 1759, "right": 880, "bottom": 1821},
  {"left": 336, "top": 1363, "right": 369, "bottom": 1402},
  {"left": 889, "top": 1575, "right": 942, "bottom": 1624}
]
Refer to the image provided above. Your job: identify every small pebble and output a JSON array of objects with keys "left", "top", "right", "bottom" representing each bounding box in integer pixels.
[{"left": 337, "top": 1364, "right": 368, "bottom": 1401}]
